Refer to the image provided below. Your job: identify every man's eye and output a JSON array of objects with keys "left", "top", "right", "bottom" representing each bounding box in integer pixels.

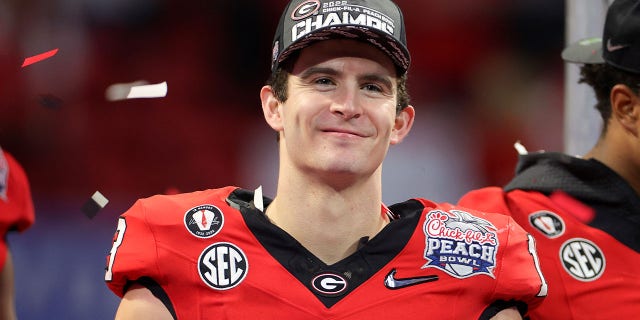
[
  {"left": 315, "top": 78, "right": 334, "bottom": 85},
  {"left": 363, "top": 84, "right": 383, "bottom": 92}
]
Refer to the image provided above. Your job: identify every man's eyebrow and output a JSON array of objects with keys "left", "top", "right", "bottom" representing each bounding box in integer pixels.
[
  {"left": 298, "top": 67, "right": 339, "bottom": 79},
  {"left": 298, "top": 67, "right": 394, "bottom": 87}
]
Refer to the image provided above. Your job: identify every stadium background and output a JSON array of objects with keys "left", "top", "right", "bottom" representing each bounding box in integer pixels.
[{"left": 1, "top": 0, "right": 565, "bottom": 318}]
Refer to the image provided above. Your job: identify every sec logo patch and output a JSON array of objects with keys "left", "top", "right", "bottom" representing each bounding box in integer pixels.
[
  {"left": 560, "top": 238, "right": 605, "bottom": 281},
  {"left": 198, "top": 242, "right": 248, "bottom": 290}
]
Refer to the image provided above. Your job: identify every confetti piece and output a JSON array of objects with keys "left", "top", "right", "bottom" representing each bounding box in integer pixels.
[
  {"left": 37, "top": 94, "right": 63, "bottom": 109},
  {"left": 126, "top": 81, "right": 168, "bottom": 99},
  {"left": 254, "top": 186, "right": 264, "bottom": 212},
  {"left": 81, "top": 191, "right": 109, "bottom": 219},
  {"left": 549, "top": 191, "right": 595, "bottom": 224},
  {"left": 514, "top": 141, "right": 528, "bottom": 155},
  {"left": 21, "top": 48, "right": 59, "bottom": 68},
  {"left": 105, "top": 80, "right": 149, "bottom": 101}
]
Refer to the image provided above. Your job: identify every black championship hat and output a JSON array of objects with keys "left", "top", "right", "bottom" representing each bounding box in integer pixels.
[
  {"left": 562, "top": 0, "right": 640, "bottom": 74},
  {"left": 270, "top": 0, "right": 410, "bottom": 74}
]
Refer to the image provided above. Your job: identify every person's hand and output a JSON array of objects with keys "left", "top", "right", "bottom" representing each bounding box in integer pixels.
[{"left": 489, "top": 307, "right": 522, "bottom": 320}]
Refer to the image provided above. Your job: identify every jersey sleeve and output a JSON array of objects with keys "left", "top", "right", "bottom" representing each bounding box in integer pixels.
[
  {"left": 493, "top": 214, "right": 548, "bottom": 315},
  {"left": 457, "top": 187, "right": 511, "bottom": 216},
  {"left": 104, "top": 199, "right": 162, "bottom": 298},
  {"left": 0, "top": 151, "right": 36, "bottom": 270},
  {"left": 2, "top": 151, "right": 35, "bottom": 233},
  {"left": 458, "top": 189, "right": 548, "bottom": 314}
]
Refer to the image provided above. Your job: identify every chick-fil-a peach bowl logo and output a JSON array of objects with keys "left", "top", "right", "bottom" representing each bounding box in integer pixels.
[{"left": 422, "top": 210, "right": 498, "bottom": 279}]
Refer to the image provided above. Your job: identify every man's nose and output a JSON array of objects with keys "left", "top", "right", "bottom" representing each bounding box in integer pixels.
[{"left": 330, "top": 87, "right": 362, "bottom": 119}]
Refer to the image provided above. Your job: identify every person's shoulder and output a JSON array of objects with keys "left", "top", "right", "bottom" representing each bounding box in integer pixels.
[
  {"left": 461, "top": 185, "right": 555, "bottom": 210},
  {"left": 125, "top": 186, "right": 240, "bottom": 218},
  {"left": 458, "top": 185, "right": 505, "bottom": 203},
  {"left": 1, "top": 149, "right": 35, "bottom": 231},
  {"left": 142, "top": 186, "right": 238, "bottom": 203},
  {"left": 457, "top": 186, "right": 535, "bottom": 217},
  {"left": 2, "top": 149, "right": 30, "bottom": 191},
  {"left": 438, "top": 201, "right": 511, "bottom": 222},
  {"left": 460, "top": 186, "right": 506, "bottom": 198},
  {"left": 406, "top": 196, "right": 510, "bottom": 224}
]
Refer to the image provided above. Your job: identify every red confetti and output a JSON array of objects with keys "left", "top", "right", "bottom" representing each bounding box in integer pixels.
[
  {"left": 21, "top": 48, "right": 59, "bottom": 67},
  {"left": 549, "top": 191, "right": 595, "bottom": 224}
]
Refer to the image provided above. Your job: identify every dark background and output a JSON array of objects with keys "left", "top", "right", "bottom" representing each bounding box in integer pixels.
[{"left": 1, "top": 0, "right": 565, "bottom": 318}]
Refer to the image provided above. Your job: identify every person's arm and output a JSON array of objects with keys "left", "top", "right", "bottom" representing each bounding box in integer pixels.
[
  {"left": 115, "top": 284, "right": 173, "bottom": 320},
  {"left": 490, "top": 307, "right": 522, "bottom": 320},
  {"left": 0, "top": 251, "right": 17, "bottom": 320}
]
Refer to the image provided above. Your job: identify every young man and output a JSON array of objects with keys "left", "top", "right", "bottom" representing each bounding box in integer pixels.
[
  {"left": 0, "top": 147, "right": 35, "bottom": 320},
  {"left": 459, "top": 0, "right": 640, "bottom": 318},
  {"left": 105, "top": 1, "right": 547, "bottom": 319}
]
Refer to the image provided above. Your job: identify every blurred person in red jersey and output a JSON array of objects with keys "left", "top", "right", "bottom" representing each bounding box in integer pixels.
[
  {"left": 459, "top": 0, "right": 640, "bottom": 318},
  {"left": 0, "top": 147, "right": 35, "bottom": 320}
]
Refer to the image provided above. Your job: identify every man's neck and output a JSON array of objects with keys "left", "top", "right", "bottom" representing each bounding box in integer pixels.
[
  {"left": 584, "top": 139, "right": 640, "bottom": 196},
  {"left": 265, "top": 175, "right": 388, "bottom": 265}
]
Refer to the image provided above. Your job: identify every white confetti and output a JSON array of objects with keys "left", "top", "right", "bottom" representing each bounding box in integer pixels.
[
  {"left": 254, "top": 186, "right": 264, "bottom": 212},
  {"left": 91, "top": 191, "right": 109, "bottom": 208},
  {"left": 105, "top": 80, "right": 149, "bottom": 101},
  {"left": 514, "top": 141, "right": 528, "bottom": 155},
  {"left": 126, "top": 81, "right": 168, "bottom": 99}
]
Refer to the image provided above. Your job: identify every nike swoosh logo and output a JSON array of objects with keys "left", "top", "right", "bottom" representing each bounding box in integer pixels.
[
  {"left": 384, "top": 269, "right": 439, "bottom": 290},
  {"left": 607, "top": 39, "right": 628, "bottom": 52}
]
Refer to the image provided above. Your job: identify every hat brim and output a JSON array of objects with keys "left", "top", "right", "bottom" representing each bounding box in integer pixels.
[{"left": 561, "top": 37, "right": 605, "bottom": 64}]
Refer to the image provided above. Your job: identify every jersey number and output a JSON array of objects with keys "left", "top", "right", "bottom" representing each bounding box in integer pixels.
[
  {"left": 105, "top": 218, "right": 127, "bottom": 281},
  {"left": 527, "top": 234, "right": 548, "bottom": 297}
]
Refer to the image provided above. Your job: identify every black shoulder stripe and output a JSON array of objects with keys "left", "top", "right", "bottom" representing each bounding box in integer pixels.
[{"left": 128, "top": 277, "right": 178, "bottom": 320}]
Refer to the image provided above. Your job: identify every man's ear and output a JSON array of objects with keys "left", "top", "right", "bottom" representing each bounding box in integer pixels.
[
  {"left": 611, "top": 84, "right": 640, "bottom": 136},
  {"left": 260, "top": 85, "right": 284, "bottom": 132},
  {"left": 390, "top": 105, "right": 415, "bottom": 144}
]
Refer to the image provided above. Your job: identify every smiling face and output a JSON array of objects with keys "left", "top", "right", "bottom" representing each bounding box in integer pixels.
[{"left": 261, "top": 39, "right": 414, "bottom": 185}]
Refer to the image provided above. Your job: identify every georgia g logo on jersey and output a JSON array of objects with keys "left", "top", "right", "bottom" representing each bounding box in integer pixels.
[
  {"left": 311, "top": 272, "right": 348, "bottom": 297},
  {"left": 423, "top": 210, "right": 499, "bottom": 279},
  {"left": 184, "top": 204, "right": 224, "bottom": 238}
]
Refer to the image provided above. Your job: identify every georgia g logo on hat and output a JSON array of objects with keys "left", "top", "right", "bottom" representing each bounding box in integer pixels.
[
  {"left": 271, "top": 0, "right": 410, "bottom": 74},
  {"left": 291, "top": 0, "right": 320, "bottom": 20}
]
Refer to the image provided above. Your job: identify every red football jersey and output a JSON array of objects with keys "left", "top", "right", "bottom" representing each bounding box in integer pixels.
[
  {"left": 105, "top": 187, "right": 546, "bottom": 319},
  {"left": 459, "top": 187, "right": 640, "bottom": 319},
  {"left": 0, "top": 149, "right": 35, "bottom": 269}
]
